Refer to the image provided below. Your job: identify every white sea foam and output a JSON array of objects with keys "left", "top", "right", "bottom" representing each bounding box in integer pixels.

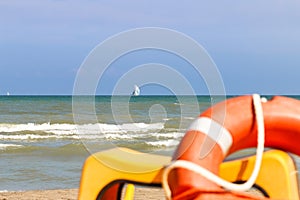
[
  {"left": 118, "top": 122, "right": 164, "bottom": 132},
  {"left": 0, "top": 143, "right": 24, "bottom": 150},
  {"left": 0, "top": 122, "right": 165, "bottom": 140},
  {"left": 174, "top": 102, "right": 184, "bottom": 105},
  {"left": 183, "top": 117, "right": 196, "bottom": 120},
  {"left": 104, "top": 133, "right": 132, "bottom": 139},
  {"left": 0, "top": 134, "right": 80, "bottom": 140},
  {"left": 0, "top": 123, "right": 75, "bottom": 133},
  {"left": 150, "top": 132, "right": 184, "bottom": 138},
  {"left": 146, "top": 139, "right": 180, "bottom": 147},
  {"left": 0, "top": 122, "right": 163, "bottom": 133}
]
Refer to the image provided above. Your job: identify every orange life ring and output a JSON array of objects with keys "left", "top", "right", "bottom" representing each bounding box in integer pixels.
[{"left": 167, "top": 95, "right": 300, "bottom": 200}]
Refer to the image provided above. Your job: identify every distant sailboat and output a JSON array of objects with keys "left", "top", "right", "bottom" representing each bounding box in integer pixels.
[
  {"left": 6, "top": 92, "right": 10, "bottom": 96},
  {"left": 132, "top": 85, "right": 140, "bottom": 96}
]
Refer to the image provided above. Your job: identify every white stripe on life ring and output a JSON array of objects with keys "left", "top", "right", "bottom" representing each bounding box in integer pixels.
[{"left": 188, "top": 117, "right": 233, "bottom": 155}]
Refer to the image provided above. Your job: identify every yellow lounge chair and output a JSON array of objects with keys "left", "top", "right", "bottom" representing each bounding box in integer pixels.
[{"left": 78, "top": 148, "right": 299, "bottom": 200}]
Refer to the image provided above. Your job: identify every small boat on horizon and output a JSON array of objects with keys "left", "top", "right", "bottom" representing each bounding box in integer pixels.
[{"left": 132, "top": 85, "right": 140, "bottom": 96}]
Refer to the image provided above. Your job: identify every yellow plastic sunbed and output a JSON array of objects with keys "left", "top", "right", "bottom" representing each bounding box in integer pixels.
[{"left": 78, "top": 148, "right": 299, "bottom": 200}]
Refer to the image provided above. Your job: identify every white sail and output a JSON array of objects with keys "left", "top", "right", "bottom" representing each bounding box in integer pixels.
[{"left": 132, "top": 85, "right": 140, "bottom": 96}]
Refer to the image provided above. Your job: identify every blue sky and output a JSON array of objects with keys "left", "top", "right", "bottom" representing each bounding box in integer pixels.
[{"left": 1, "top": 0, "right": 300, "bottom": 95}]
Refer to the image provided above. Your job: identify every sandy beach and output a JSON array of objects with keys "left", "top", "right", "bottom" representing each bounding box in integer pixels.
[
  {"left": 0, "top": 189, "right": 79, "bottom": 200},
  {"left": 0, "top": 187, "right": 166, "bottom": 200},
  {"left": 0, "top": 187, "right": 265, "bottom": 200}
]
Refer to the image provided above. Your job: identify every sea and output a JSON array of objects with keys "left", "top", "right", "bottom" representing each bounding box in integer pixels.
[{"left": 0, "top": 95, "right": 300, "bottom": 192}]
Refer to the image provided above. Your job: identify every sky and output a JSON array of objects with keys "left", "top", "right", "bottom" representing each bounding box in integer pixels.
[{"left": 1, "top": 0, "right": 300, "bottom": 95}]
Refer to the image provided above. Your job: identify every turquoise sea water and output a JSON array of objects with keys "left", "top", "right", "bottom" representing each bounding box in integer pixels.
[{"left": 0, "top": 95, "right": 299, "bottom": 191}]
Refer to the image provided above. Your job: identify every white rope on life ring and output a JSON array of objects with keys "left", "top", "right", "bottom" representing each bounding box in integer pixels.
[{"left": 162, "top": 94, "right": 266, "bottom": 200}]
